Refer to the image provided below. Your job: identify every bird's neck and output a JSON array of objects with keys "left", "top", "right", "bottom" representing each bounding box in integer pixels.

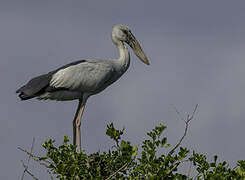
[{"left": 115, "top": 41, "right": 130, "bottom": 71}]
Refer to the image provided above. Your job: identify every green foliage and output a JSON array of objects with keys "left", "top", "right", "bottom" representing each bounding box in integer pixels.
[
  {"left": 24, "top": 123, "right": 245, "bottom": 179},
  {"left": 130, "top": 123, "right": 190, "bottom": 179},
  {"left": 189, "top": 153, "right": 245, "bottom": 180}
]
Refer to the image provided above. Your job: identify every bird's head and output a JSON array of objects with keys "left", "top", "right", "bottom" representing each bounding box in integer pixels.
[{"left": 111, "top": 24, "right": 150, "bottom": 65}]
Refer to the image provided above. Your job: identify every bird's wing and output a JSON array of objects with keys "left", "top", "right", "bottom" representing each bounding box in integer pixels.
[
  {"left": 16, "top": 60, "right": 87, "bottom": 100},
  {"left": 49, "top": 60, "right": 114, "bottom": 92}
]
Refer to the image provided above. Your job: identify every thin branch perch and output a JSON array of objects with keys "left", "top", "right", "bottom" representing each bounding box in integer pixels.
[{"left": 168, "top": 104, "right": 198, "bottom": 156}]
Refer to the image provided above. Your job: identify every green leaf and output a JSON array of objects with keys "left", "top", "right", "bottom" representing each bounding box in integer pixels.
[{"left": 22, "top": 122, "right": 245, "bottom": 179}]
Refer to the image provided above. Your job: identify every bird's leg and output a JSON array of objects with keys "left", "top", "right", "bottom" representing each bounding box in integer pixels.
[
  {"left": 73, "top": 101, "right": 80, "bottom": 146},
  {"left": 72, "top": 99, "right": 86, "bottom": 152},
  {"left": 76, "top": 102, "right": 86, "bottom": 152}
]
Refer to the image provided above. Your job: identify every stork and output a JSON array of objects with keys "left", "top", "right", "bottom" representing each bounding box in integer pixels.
[{"left": 16, "top": 24, "right": 149, "bottom": 152}]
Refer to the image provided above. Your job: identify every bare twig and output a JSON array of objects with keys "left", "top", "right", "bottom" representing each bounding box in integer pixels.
[
  {"left": 18, "top": 147, "right": 50, "bottom": 165},
  {"left": 163, "top": 104, "right": 198, "bottom": 178},
  {"left": 168, "top": 104, "right": 198, "bottom": 156},
  {"left": 171, "top": 104, "right": 185, "bottom": 122},
  {"left": 105, "top": 162, "right": 130, "bottom": 180},
  {"left": 21, "top": 160, "right": 38, "bottom": 180},
  {"left": 19, "top": 146, "right": 55, "bottom": 179},
  {"left": 21, "top": 137, "right": 35, "bottom": 180},
  {"left": 18, "top": 147, "right": 41, "bottom": 162},
  {"left": 168, "top": 159, "right": 189, "bottom": 176}
]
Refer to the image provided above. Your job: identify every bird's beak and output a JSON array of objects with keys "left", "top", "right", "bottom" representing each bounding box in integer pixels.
[{"left": 127, "top": 32, "right": 150, "bottom": 65}]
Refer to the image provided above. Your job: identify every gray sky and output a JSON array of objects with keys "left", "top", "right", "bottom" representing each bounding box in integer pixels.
[{"left": 1, "top": 0, "right": 245, "bottom": 179}]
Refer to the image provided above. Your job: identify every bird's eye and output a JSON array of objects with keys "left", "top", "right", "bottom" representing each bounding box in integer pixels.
[{"left": 122, "top": 29, "right": 128, "bottom": 34}]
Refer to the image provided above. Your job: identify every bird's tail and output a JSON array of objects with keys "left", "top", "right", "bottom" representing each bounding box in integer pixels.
[
  {"left": 16, "top": 73, "right": 53, "bottom": 101},
  {"left": 16, "top": 88, "right": 34, "bottom": 100}
]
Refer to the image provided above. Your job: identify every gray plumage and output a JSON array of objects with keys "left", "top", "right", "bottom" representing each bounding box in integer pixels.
[
  {"left": 16, "top": 58, "right": 129, "bottom": 101},
  {"left": 16, "top": 24, "right": 149, "bottom": 152}
]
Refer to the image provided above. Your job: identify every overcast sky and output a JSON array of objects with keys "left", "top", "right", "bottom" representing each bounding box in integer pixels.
[{"left": 1, "top": 0, "right": 245, "bottom": 179}]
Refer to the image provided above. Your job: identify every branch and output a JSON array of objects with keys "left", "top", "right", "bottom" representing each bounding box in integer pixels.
[
  {"left": 18, "top": 145, "right": 55, "bottom": 179},
  {"left": 21, "top": 137, "right": 35, "bottom": 180},
  {"left": 105, "top": 162, "right": 130, "bottom": 180},
  {"left": 168, "top": 104, "right": 198, "bottom": 156},
  {"left": 21, "top": 160, "right": 38, "bottom": 180},
  {"left": 168, "top": 159, "right": 189, "bottom": 176},
  {"left": 18, "top": 147, "right": 50, "bottom": 165}
]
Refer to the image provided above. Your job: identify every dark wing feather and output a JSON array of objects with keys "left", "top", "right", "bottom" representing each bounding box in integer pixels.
[
  {"left": 16, "top": 73, "right": 53, "bottom": 100},
  {"left": 16, "top": 60, "right": 86, "bottom": 100}
]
